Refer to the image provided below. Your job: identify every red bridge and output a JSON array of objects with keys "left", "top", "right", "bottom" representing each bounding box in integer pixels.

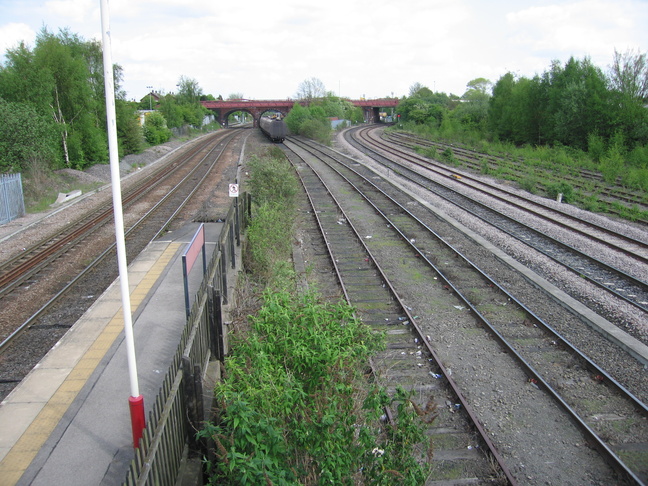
[{"left": 200, "top": 98, "right": 399, "bottom": 127}]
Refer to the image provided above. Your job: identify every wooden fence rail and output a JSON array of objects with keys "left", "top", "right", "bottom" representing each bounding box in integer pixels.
[{"left": 123, "top": 193, "right": 249, "bottom": 486}]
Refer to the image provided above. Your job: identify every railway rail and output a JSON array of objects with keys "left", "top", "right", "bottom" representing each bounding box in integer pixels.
[
  {"left": 284, "top": 139, "right": 514, "bottom": 484},
  {"left": 379, "top": 130, "right": 648, "bottom": 258},
  {"left": 386, "top": 130, "right": 648, "bottom": 216},
  {"left": 0, "top": 130, "right": 243, "bottom": 399},
  {"left": 284, "top": 134, "right": 648, "bottom": 484},
  {"left": 0, "top": 132, "right": 225, "bottom": 300},
  {"left": 345, "top": 126, "right": 648, "bottom": 316}
]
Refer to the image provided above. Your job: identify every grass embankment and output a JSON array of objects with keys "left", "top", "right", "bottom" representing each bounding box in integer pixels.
[{"left": 198, "top": 148, "right": 432, "bottom": 485}]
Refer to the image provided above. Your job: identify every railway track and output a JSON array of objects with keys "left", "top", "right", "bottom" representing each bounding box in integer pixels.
[
  {"left": 285, "top": 135, "right": 648, "bottom": 484},
  {"left": 379, "top": 130, "right": 648, "bottom": 252},
  {"left": 284, "top": 140, "right": 514, "bottom": 485},
  {"left": 346, "top": 126, "right": 648, "bottom": 316},
  {"left": 386, "top": 130, "right": 648, "bottom": 216},
  {"left": 379, "top": 130, "right": 648, "bottom": 258},
  {"left": 0, "top": 130, "right": 243, "bottom": 399},
  {"left": 0, "top": 131, "right": 225, "bottom": 300}
]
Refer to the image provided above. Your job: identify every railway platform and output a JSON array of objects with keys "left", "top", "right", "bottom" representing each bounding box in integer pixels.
[{"left": 0, "top": 222, "right": 234, "bottom": 486}]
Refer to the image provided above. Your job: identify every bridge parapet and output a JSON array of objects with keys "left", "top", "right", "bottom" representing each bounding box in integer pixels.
[{"left": 201, "top": 98, "right": 399, "bottom": 126}]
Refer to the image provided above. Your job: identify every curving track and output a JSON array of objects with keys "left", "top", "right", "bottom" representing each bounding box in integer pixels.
[
  {"left": 348, "top": 127, "right": 648, "bottom": 315},
  {"left": 386, "top": 130, "right": 648, "bottom": 217},
  {"left": 284, "top": 132, "right": 648, "bottom": 484}
]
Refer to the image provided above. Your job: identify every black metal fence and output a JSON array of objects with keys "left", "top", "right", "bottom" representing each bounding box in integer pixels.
[
  {"left": 0, "top": 173, "right": 25, "bottom": 225},
  {"left": 123, "top": 193, "right": 249, "bottom": 486}
]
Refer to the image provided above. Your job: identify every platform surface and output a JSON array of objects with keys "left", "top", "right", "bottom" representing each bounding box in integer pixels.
[{"left": 0, "top": 222, "right": 223, "bottom": 486}]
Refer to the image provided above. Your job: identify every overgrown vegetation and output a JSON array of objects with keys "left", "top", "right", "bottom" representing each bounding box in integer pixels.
[
  {"left": 393, "top": 52, "right": 648, "bottom": 220},
  {"left": 198, "top": 150, "right": 432, "bottom": 484},
  {"left": 284, "top": 82, "right": 365, "bottom": 145},
  {"left": 0, "top": 28, "right": 213, "bottom": 174}
]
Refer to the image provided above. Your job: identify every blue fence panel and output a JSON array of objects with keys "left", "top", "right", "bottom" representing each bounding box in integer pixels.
[{"left": 0, "top": 173, "right": 26, "bottom": 225}]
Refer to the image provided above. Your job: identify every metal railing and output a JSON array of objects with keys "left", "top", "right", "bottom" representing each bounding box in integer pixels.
[
  {"left": 123, "top": 193, "right": 249, "bottom": 486},
  {"left": 0, "top": 173, "right": 25, "bottom": 225}
]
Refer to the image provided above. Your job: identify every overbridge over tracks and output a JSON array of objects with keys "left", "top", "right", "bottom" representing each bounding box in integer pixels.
[{"left": 201, "top": 98, "right": 398, "bottom": 127}]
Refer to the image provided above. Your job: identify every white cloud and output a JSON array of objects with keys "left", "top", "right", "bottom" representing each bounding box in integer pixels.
[
  {"left": 44, "top": 0, "right": 96, "bottom": 22},
  {"left": 506, "top": 1, "right": 646, "bottom": 62},
  {"left": 1, "top": 0, "right": 647, "bottom": 101},
  {"left": 0, "top": 23, "right": 36, "bottom": 52}
]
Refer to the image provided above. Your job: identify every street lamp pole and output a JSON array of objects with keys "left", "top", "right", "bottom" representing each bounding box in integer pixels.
[{"left": 146, "top": 86, "right": 153, "bottom": 110}]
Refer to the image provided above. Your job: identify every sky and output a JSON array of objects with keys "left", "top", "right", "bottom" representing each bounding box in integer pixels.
[{"left": 1, "top": 0, "right": 647, "bottom": 102}]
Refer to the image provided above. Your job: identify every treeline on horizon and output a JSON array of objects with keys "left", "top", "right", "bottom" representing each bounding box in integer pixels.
[
  {"left": 397, "top": 50, "right": 648, "bottom": 190},
  {"left": 1, "top": 26, "right": 647, "bottom": 192}
]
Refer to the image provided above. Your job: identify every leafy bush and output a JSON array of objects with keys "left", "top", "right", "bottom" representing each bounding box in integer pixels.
[
  {"left": 246, "top": 154, "right": 298, "bottom": 208},
  {"left": 200, "top": 149, "right": 432, "bottom": 484},
  {"left": 545, "top": 181, "right": 574, "bottom": 203},
  {"left": 0, "top": 99, "right": 58, "bottom": 172},
  {"left": 587, "top": 133, "right": 606, "bottom": 163},
  {"left": 284, "top": 102, "right": 332, "bottom": 144},
  {"left": 600, "top": 145, "right": 624, "bottom": 184},
  {"left": 519, "top": 174, "right": 539, "bottom": 194},
  {"left": 440, "top": 147, "right": 457, "bottom": 165},
  {"left": 199, "top": 290, "right": 430, "bottom": 485},
  {"left": 627, "top": 145, "right": 648, "bottom": 169},
  {"left": 246, "top": 202, "right": 295, "bottom": 279},
  {"left": 143, "top": 111, "right": 172, "bottom": 145}
]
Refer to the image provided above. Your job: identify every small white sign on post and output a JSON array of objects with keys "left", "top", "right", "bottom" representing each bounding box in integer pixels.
[{"left": 229, "top": 183, "right": 239, "bottom": 198}]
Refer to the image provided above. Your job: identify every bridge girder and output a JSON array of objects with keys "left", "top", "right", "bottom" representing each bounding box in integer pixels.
[{"left": 201, "top": 99, "right": 398, "bottom": 127}]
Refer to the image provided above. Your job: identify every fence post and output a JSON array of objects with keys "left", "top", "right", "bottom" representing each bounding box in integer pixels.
[
  {"left": 208, "top": 286, "right": 224, "bottom": 360},
  {"left": 182, "top": 357, "right": 198, "bottom": 452},
  {"left": 229, "top": 220, "right": 236, "bottom": 269},
  {"left": 215, "top": 289, "right": 224, "bottom": 360},
  {"left": 234, "top": 198, "right": 240, "bottom": 246},
  {"left": 220, "top": 253, "right": 228, "bottom": 306}
]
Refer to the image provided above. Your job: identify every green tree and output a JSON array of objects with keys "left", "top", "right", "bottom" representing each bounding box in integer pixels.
[
  {"left": 452, "top": 78, "right": 492, "bottom": 132},
  {"left": 1, "top": 27, "right": 145, "bottom": 169},
  {"left": 284, "top": 102, "right": 310, "bottom": 133},
  {"left": 0, "top": 42, "right": 54, "bottom": 115},
  {"left": 541, "top": 57, "right": 612, "bottom": 149},
  {"left": 33, "top": 28, "right": 108, "bottom": 167},
  {"left": 158, "top": 94, "right": 183, "bottom": 128},
  {"left": 608, "top": 49, "right": 648, "bottom": 147},
  {"left": 115, "top": 100, "right": 143, "bottom": 156},
  {"left": 0, "top": 98, "right": 58, "bottom": 172},
  {"left": 159, "top": 76, "right": 208, "bottom": 128},
  {"left": 398, "top": 85, "right": 449, "bottom": 126}
]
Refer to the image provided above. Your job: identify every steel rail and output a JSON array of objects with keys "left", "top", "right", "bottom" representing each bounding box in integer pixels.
[
  {"left": 387, "top": 130, "right": 648, "bottom": 213},
  {"left": 378, "top": 129, "right": 648, "bottom": 258},
  {"left": 346, "top": 127, "right": 648, "bottom": 313},
  {"left": 0, "top": 132, "right": 224, "bottom": 299},
  {"left": 292, "top": 135, "right": 647, "bottom": 485},
  {"left": 286, "top": 138, "right": 518, "bottom": 484},
  {"left": 0, "top": 130, "right": 241, "bottom": 357}
]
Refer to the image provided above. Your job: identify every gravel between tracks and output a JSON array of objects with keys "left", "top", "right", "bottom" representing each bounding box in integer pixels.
[
  {"left": 2, "top": 130, "right": 645, "bottom": 485},
  {"left": 325, "top": 128, "right": 648, "bottom": 485}
]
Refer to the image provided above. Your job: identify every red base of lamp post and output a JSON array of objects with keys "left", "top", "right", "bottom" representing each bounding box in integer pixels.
[{"left": 129, "top": 395, "right": 146, "bottom": 448}]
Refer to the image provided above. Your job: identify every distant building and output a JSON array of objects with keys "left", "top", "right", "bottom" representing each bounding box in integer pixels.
[{"left": 140, "top": 91, "right": 161, "bottom": 110}]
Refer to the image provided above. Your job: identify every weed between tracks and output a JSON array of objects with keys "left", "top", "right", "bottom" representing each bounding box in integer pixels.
[{"left": 198, "top": 149, "right": 433, "bottom": 485}]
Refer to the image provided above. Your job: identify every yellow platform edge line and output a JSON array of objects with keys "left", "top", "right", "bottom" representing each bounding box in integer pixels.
[{"left": 0, "top": 242, "right": 182, "bottom": 484}]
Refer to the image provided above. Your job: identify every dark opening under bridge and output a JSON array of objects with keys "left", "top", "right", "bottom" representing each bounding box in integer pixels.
[{"left": 200, "top": 98, "right": 399, "bottom": 127}]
